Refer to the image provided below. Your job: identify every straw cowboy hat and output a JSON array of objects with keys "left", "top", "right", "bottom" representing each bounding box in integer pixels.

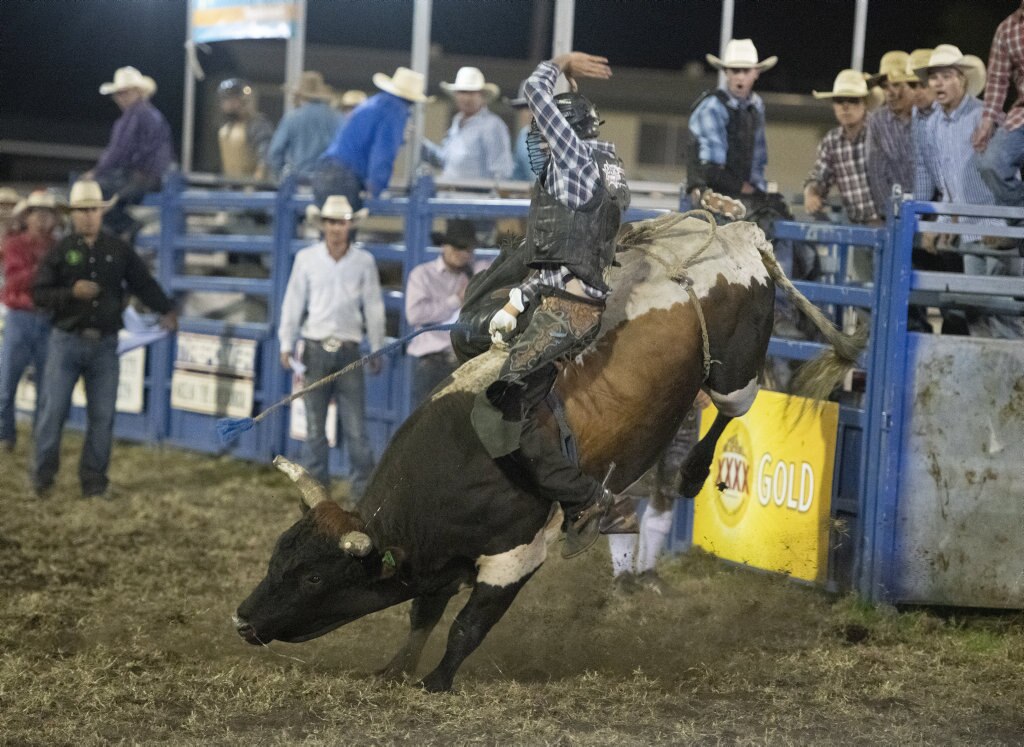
[
  {"left": 12, "top": 189, "right": 63, "bottom": 217},
  {"left": 99, "top": 66, "right": 157, "bottom": 97},
  {"left": 906, "top": 49, "right": 934, "bottom": 79},
  {"left": 706, "top": 39, "right": 777, "bottom": 71},
  {"left": 868, "top": 51, "right": 916, "bottom": 86},
  {"left": 68, "top": 180, "right": 116, "bottom": 210},
  {"left": 914, "top": 44, "right": 987, "bottom": 98},
  {"left": 318, "top": 195, "right": 369, "bottom": 224},
  {"left": 0, "top": 187, "right": 21, "bottom": 206},
  {"left": 372, "top": 66, "right": 428, "bottom": 102},
  {"left": 285, "top": 71, "right": 335, "bottom": 101},
  {"left": 813, "top": 69, "right": 880, "bottom": 108},
  {"left": 440, "top": 67, "right": 500, "bottom": 99},
  {"left": 338, "top": 89, "right": 367, "bottom": 109}
]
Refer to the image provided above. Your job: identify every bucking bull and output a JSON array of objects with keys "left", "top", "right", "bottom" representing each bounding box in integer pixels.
[{"left": 234, "top": 212, "right": 863, "bottom": 692}]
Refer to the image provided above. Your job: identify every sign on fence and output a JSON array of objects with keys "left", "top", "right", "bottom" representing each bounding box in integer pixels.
[
  {"left": 171, "top": 370, "right": 254, "bottom": 418},
  {"left": 692, "top": 390, "right": 839, "bottom": 583},
  {"left": 175, "top": 332, "right": 257, "bottom": 377}
]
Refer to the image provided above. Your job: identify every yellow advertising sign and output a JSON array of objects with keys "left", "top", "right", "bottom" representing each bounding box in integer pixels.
[{"left": 692, "top": 390, "right": 838, "bottom": 583}]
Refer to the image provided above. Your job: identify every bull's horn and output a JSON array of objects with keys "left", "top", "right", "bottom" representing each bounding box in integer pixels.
[
  {"left": 273, "top": 455, "right": 329, "bottom": 509},
  {"left": 339, "top": 531, "right": 373, "bottom": 557}
]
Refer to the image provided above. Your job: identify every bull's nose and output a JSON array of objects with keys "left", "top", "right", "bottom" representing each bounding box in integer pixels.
[{"left": 232, "top": 613, "right": 253, "bottom": 635}]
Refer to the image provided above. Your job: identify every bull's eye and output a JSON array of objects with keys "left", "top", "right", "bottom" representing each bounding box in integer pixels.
[{"left": 307, "top": 574, "right": 322, "bottom": 585}]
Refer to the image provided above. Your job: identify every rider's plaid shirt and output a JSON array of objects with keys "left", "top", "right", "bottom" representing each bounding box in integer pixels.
[
  {"left": 982, "top": 2, "right": 1024, "bottom": 132},
  {"left": 520, "top": 60, "right": 617, "bottom": 300}
]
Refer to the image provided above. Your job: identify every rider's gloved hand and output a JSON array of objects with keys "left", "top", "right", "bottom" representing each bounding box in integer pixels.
[{"left": 489, "top": 288, "right": 526, "bottom": 344}]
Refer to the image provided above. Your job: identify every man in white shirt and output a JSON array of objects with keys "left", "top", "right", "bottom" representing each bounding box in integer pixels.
[
  {"left": 405, "top": 219, "right": 489, "bottom": 404},
  {"left": 278, "top": 195, "right": 386, "bottom": 498}
]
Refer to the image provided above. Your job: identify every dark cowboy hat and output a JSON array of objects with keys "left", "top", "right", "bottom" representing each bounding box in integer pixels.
[{"left": 431, "top": 219, "right": 477, "bottom": 250}]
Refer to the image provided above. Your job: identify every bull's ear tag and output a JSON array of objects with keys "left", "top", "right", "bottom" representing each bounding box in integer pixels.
[
  {"left": 380, "top": 547, "right": 403, "bottom": 579},
  {"left": 382, "top": 550, "right": 396, "bottom": 568}
]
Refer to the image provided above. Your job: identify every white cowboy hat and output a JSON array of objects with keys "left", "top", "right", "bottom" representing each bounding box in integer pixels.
[
  {"left": 68, "top": 180, "right": 116, "bottom": 210},
  {"left": 813, "top": 69, "right": 872, "bottom": 99},
  {"left": 372, "top": 66, "right": 427, "bottom": 103},
  {"left": 99, "top": 66, "right": 157, "bottom": 97},
  {"left": 439, "top": 67, "right": 500, "bottom": 99},
  {"left": 0, "top": 187, "right": 21, "bottom": 206},
  {"left": 867, "top": 50, "right": 916, "bottom": 86},
  {"left": 12, "top": 189, "right": 63, "bottom": 216},
  {"left": 706, "top": 39, "right": 777, "bottom": 71},
  {"left": 318, "top": 195, "right": 369, "bottom": 223},
  {"left": 914, "top": 44, "right": 987, "bottom": 98},
  {"left": 338, "top": 89, "right": 367, "bottom": 109},
  {"left": 284, "top": 71, "right": 335, "bottom": 101}
]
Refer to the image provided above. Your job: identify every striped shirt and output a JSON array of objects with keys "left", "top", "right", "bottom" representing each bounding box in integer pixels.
[
  {"left": 982, "top": 2, "right": 1024, "bottom": 132},
  {"left": 423, "top": 106, "right": 514, "bottom": 180},
  {"left": 865, "top": 107, "right": 915, "bottom": 216},
  {"left": 911, "top": 104, "right": 939, "bottom": 200},
  {"left": 805, "top": 125, "right": 879, "bottom": 224},
  {"left": 914, "top": 95, "right": 1002, "bottom": 242},
  {"left": 688, "top": 88, "right": 768, "bottom": 191}
]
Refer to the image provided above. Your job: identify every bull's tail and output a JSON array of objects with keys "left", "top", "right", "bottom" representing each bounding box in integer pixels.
[{"left": 757, "top": 241, "right": 868, "bottom": 401}]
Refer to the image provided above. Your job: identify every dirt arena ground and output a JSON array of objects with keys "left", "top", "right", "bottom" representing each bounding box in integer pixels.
[{"left": 2, "top": 431, "right": 1023, "bottom": 745}]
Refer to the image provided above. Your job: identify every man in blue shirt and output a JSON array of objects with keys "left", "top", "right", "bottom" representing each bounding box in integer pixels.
[
  {"left": 312, "top": 67, "right": 427, "bottom": 210},
  {"left": 267, "top": 71, "right": 339, "bottom": 182}
]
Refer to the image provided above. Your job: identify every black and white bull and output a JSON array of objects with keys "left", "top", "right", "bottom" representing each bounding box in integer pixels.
[{"left": 234, "top": 214, "right": 862, "bottom": 692}]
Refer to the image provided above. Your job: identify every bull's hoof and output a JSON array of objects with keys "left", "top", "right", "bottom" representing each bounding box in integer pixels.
[
  {"left": 418, "top": 671, "right": 454, "bottom": 693},
  {"left": 376, "top": 662, "right": 412, "bottom": 684}
]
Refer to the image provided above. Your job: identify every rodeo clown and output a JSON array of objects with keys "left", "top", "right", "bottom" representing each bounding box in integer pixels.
[{"left": 471, "top": 51, "right": 632, "bottom": 558}]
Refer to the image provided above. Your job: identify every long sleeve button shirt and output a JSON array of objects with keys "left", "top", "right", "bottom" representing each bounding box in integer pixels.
[
  {"left": 914, "top": 95, "right": 1002, "bottom": 242},
  {"left": 2, "top": 232, "right": 55, "bottom": 311},
  {"left": 33, "top": 231, "right": 174, "bottom": 335},
  {"left": 405, "top": 256, "right": 490, "bottom": 357},
  {"left": 423, "top": 106, "right": 514, "bottom": 180},
  {"left": 865, "top": 107, "right": 915, "bottom": 215},
  {"left": 688, "top": 88, "right": 769, "bottom": 191},
  {"left": 94, "top": 99, "right": 173, "bottom": 180},
  {"left": 267, "top": 101, "right": 340, "bottom": 179},
  {"left": 805, "top": 125, "right": 879, "bottom": 224},
  {"left": 982, "top": 2, "right": 1024, "bottom": 131},
  {"left": 322, "top": 93, "right": 410, "bottom": 197},
  {"left": 278, "top": 241, "right": 385, "bottom": 354}
]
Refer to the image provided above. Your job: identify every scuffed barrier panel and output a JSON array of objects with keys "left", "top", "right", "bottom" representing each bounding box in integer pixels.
[{"left": 895, "top": 335, "right": 1024, "bottom": 607}]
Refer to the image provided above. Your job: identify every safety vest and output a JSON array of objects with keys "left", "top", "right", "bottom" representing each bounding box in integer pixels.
[
  {"left": 523, "top": 148, "right": 630, "bottom": 292},
  {"left": 686, "top": 89, "right": 761, "bottom": 197}
]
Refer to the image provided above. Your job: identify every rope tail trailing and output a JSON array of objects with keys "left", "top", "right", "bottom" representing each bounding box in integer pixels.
[
  {"left": 756, "top": 239, "right": 868, "bottom": 402},
  {"left": 215, "top": 322, "right": 471, "bottom": 444}
]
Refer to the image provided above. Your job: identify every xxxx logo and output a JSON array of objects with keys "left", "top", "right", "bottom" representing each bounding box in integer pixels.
[{"left": 712, "top": 425, "right": 753, "bottom": 528}]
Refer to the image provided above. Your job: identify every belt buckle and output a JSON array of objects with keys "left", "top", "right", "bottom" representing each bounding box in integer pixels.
[{"left": 321, "top": 337, "right": 342, "bottom": 353}]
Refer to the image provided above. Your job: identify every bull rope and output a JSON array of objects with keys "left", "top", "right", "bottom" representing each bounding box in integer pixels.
[{"left": 617, "top": 209, "right": 720, "bottom": 381}]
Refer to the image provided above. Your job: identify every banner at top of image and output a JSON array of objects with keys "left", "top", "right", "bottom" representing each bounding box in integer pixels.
[{"left": 192, "top": 0, "right": 296, "bottom": 43}]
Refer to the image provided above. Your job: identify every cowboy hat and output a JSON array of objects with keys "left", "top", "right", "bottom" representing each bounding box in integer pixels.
[
  {"left": 318, "top": 195, "right": 369, "bottom": 223},
  {"left": 68, "top": 180, "right": 116, "bottom": 210},
  {"left": 914, "top": 44, "right": 987, "bottom": 98},
  {"left": 504, "top": 80, "right": 529, "bottom": 109},
  {"left": 99, "top": 66, "right": 157, "bottom": 97},
  {"left": 430, "top": 219, "right": 477, "bottom": 250},
  {"left": 284, "top": 71, "right": 335, "bottom": 101},
  {"left": 440, "top": 67, "right": 500, "bottom": 99},
  {"left": 906, "top": 49, "right": 934, "bottom": 79},
  {"left": 372, "top": 66, "right": 427, "bottom": 103},
  {"left": 813, "top": 69, "right": 874, "bottom": 100},
  {"left": 867, "top": 50, "right": 915, "bottom": 86},
  {"left": 12, "top": 189, "right": 63, "bottom": 216},
  {"left": 706, "top": 39, "right": 777, "bottom": 71},
  {"left": 338, "top": 89, "right": 367, "bottom": 109},
  {"left": 0, "top": 187, "right": 21, "bottom": 206}
]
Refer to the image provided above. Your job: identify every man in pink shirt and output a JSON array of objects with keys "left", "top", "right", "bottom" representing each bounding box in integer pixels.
[{"left": 404, "top": 219, "right": 488, "bottom": 404}]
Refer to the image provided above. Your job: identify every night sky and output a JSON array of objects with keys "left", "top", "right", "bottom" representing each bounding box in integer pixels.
[{"left": 0, "top": 0, "right": 1014, "bottom": 146}]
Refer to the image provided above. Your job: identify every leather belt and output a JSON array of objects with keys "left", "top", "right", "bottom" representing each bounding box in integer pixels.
[{"left": 314, "top": 337, "right": 355, "bottom": 353}]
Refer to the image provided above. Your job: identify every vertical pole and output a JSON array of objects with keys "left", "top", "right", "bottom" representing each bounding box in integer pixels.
[
  {"left": 182, "top": 0, "right": 196, "bottom": 172},
  {"left": 851, "top": 0, "right": 869, "bottom": 71},
  {"left": 405, "top": 0, "right": 432, "bottom": 183},
  {"left": 551, "top": 0, "right": 575, "bottom": 93},
  {"left": 528, "top": 0, "right": 552, "bottom": 64},
  {"left": 283, "top": 0, "right": 307, "bottom": 116},
  {"left": 718, "top": 0, "right": 735, "bottom": 89}
]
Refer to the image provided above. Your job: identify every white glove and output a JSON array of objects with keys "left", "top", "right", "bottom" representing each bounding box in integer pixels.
[{"left": 489, "top": 308, "right": 519, "bottom": 344}]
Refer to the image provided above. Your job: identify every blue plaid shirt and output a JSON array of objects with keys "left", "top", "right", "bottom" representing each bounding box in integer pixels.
[{"left": 688, "top": 87, "right": 768, "bottom": 191}]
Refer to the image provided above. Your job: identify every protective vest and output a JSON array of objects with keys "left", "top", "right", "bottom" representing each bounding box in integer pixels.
[
  {"left": 523, "top": 148, "right": 630, "bottom": 292},
  {"left": 219, "top": 121, "right": 258, "bottom": 178},
  {"left": 686, "top": 90, "right": 761, "bottom": 197}
]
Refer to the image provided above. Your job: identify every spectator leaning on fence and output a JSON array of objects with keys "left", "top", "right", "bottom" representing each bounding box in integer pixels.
[
  {"left": 804, "top": 69, "right": 881, "bottom": 226},
  {"left": 0, "top": 191, "right": 62, "bottom": 452},
  {"left": 312, "top": 67, "right": 427, "bottom": 211},
  {"left": 974, "top": 1, "right": 1024, "bottom": 209},
  {"left": 914, "top": 46, "right": 1024, "bottom": 339},
  {"left": 404, "top": 219, "right": 489, "bottom": 405},
  {"left": 31, "top": 180, "right": 177, "bottom": 499},
  {"left": 423, "top": 67, "right": 514, "bottom": 181},
  {"left": 267, "top": 71, "right": 340, "bottom": 182},
  {"left": 277, "top": 195, "right": 385, "bottom": 500},
  {"left": 87, "top": 66, "right": 173, "bottom": 243},
  {"left": 865, "top": 51, "right": 917, "bottom": 216},
  {"left": 908, "top": 48, "right": 938, "bottom": 166}
]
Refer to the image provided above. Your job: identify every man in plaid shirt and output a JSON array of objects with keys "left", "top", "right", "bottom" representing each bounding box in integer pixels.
[
  {"left": 472, "top": 51, "right": 632, "bottom": 559},
  {"left": 975, "top": 1, "right": 1024, "bottom": 207}
]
